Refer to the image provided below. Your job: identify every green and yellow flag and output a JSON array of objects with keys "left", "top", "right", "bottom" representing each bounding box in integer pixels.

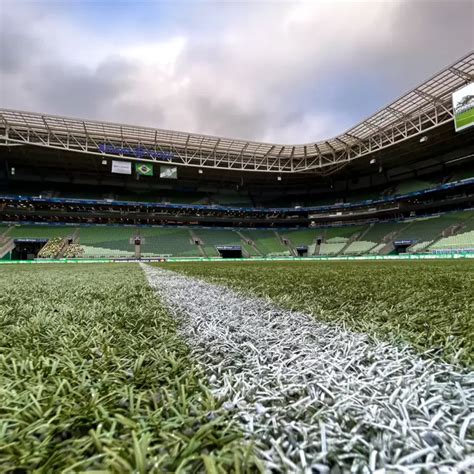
[{"left": 135, "top": 163, "right": 153, "bottom": 176}]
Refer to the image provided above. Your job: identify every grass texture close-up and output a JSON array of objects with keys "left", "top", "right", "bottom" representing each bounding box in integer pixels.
[
  {"left": 0, "top": 264, "right": 258, "bottom": 473},
  {"left": 161, "top": 260, "right": 474, "bottom": 367}
]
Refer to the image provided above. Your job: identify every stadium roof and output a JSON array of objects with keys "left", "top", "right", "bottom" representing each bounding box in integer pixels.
[{"left": 0, "top": 52, "right": 473, "bottom": 174}]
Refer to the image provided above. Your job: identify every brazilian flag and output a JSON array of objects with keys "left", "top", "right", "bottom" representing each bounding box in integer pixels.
[{"left": 135, "top": 163, "right": 153, "bottom": 176}]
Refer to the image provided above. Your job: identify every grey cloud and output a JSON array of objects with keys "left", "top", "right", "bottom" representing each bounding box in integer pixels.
[
  {"left": 0, "top": 29, "right": 39, "bottom": 74},
  {"left": 189, "top": 95, "right": 269, "bottom": 140},
  {"left": 170, "top": 1, "right": 473, "bottom": 141},
  {"left": 20, "top": 59, "right": 131, "bottom": 119},
  {"left": 0, "top": 0, "right": 473, "bottom": 142}
]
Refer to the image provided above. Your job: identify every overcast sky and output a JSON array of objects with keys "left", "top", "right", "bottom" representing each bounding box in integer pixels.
[{"left": 0, "top": 0, "right": 473, "bottom": 143}]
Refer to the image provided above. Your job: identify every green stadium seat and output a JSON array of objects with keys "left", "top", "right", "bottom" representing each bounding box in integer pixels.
[
  {"left": 140, "top": 228, "right": 201, "bottom": 257},
  {"left": 240, "top": 230, "right": 288, "bottom": 256},
  {"left": 319, "top": 242, "right": 345, "bottom": 255},
  {"left": 343, "top": 240, "right": 378, "bottom": 255},
  {"left": 78, "top": 226, "right": 135, "bottom": 257},
  {"left": 282, "top": 229, "right": 320, "bottom": 247},
  {"left": 9, "top": 225, "right": 74, "bottom": 239},
  {"left": 193, "top": 229, "right": 257, "bottom": 257}
]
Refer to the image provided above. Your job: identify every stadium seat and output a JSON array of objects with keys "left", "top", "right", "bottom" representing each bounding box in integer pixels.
[
  {"left": 140, "top": 228, "right": 201, "bottom": 257},
  {"left": 78, "top": 226, "right": 135, "bottom": 257},
  {"left": 240, "top": 230, "right": 288, "bottom": 256}
]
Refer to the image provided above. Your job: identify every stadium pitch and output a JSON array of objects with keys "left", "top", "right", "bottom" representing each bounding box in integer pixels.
[
  {"left": 0, "top": 261, "right": 473, "bottom": 472},
  {"left": 455, "top": 108, "right": 474, "bottom": 130}
]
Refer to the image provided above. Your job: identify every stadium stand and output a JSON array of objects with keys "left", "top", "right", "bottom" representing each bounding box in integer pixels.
[
  {"left": 431, "top": 230, "right": 474, "bottom": 251},
  {"left": 449, "top": 165, "right": 474, "bottom": 183},
  {"left": 37, "top": 237, "right": 64, "bottom": 258},
  {"left": 241, "top": 229, "right": 290, "bottom": 256},
  {"left": 8, "top": 225, "right": 73, "bottom": 239},
  {"left": 63, "top": 243, "right": 84, "bottom": 258},
  {"left": 282, "top": 228, "right": 320, "bottom": 246},
  {"left": 193, "top": 229, "right": 239, "bottom": 257},
  {"left": 320, "top": 226, "right": 364, "bottom": 255},
  {"left": 429, "top": 211, "right": 474, "bottom": 251},
  {"left": 78, "top": 226, "right": 135, "bottom": 258},
  {"left": 3, "top": 210, "right": 474, "bottom": 259},
  {"left": 212, "top": 194, "right": 253, "bottom": 207},
  {"left": 324, "top": 226, "right": 364, "bottom": 241},
  {"left": 368, "top": 243, "right": 386, "bottom": 254},
  {"left": 105, "top": 190, "right": 210, "bottom": 205},
  {"left": 343, "top": 222, "right": 409, "bottom": 255},
  {"left": 392, "top": 179, "right": 436, "bottom": 195},
  {"left": 319, "top": 241, "right": 346, "bottom": 255},
  {"left": 343, "top": 240, "right": 378, "bottom": 255},
  {"left": 345, "top": 192, "right": 381, "bottom": 203},
  {"left": 140, "top": 227, "right": 201, "bottom": 257},
  {"left": 362, "top": 222, "right": 408, "bottom": 243},
  {"left": 159, "top": 192, "right": 209, "bottom": 205},
  {"left": 0, "top": 225, "right": 9, "bottom": 239},
  {"left": 395, "top": 214, "right": 466, "bottom": 252}
]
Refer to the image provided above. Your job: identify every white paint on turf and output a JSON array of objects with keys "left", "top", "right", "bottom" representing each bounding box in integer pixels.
[{"left": 141, "top": 264, "right": 474, "bottom": 473}]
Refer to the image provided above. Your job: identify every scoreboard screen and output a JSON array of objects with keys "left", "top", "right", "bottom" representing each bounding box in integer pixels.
[{"left": 453, "top": 82, "right": 474, "bottom": 132}]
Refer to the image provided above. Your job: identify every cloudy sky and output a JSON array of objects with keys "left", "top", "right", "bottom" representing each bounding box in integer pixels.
[{"left": 0, "top": 0, "right": 473, "bottom": 143}]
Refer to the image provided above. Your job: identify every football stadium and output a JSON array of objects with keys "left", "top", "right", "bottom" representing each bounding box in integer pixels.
[
  {"left": 1, "top": 54, "right": 474, "bottom": 262},
  {"left": 1, "top": 2, "right": 474, "bottom": 471}
]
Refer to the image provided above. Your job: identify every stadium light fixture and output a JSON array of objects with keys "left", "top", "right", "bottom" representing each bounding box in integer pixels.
[
  {"left": 198, "top": 169, "right": 203, "bottom": 174},
  {"left": 277, "top": 176, "right": 282, "bottom": 181},
  {"left": 10, "top": 167, "right": 15, "bottom": 175},
  {"left": 102, "top": 159, "right": 107, "bottom": 165},
  {"left": 369, "top": 158, "right": 376, "bottom": 165},
  {"left": 420, "top": 136, "right": 428, "bottom": 143}
]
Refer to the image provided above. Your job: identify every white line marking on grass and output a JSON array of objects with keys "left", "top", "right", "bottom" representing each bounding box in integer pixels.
[{"left": 141, "top": 264, "right": 474, "bottom": 473}]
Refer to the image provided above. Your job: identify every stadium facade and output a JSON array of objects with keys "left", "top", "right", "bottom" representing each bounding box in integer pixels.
[{"left": 0, "top": 52, "right": 473, "bottom": 260}]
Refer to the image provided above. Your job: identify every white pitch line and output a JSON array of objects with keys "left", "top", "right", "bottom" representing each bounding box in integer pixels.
[{"left": 141, "top": 264, "right": 474, "bottom": 473}]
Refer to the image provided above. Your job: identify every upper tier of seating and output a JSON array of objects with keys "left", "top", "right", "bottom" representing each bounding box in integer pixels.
[
  {"left": 391, "top": 179, "right": 436, "bottom": 195},
  {"left": 3, "top": 163, "right": 472, "bottom": 211}
]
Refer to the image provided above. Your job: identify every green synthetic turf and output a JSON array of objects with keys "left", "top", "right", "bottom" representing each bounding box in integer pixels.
[
  {"left": 162, "top": 260, "right": 474, "bottom": 367},
  {"left": 0, "top": 264, "right": 259, "bottom": 473},
  {"left": 455, "top": 108, "right": 474, "bottom": 129}
]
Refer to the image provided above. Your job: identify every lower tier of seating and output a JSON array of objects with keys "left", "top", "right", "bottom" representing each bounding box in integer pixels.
[
  {"left": 78, "top": 226, "right": 136, "bottom": 257},
  {"left": 2, "top": 210, "right": 474, "bottom": 259},
  {"left": 140, "top": 228, "right": 201, "bottom": 257},
  {"left": 430, "top": 230, "right": 474, "bottom": 251},
  {"left": 241, "top": 230, "right": 289, "bottom": 256},
  {"left": 343, "top": 240, "right": 378, "bottom": 255},
  {"left": 319, "top": 242, "right": 345, "bottom": 255},
  {"left": 194, "top": 229, "right": 242, "bottom": 257}
]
